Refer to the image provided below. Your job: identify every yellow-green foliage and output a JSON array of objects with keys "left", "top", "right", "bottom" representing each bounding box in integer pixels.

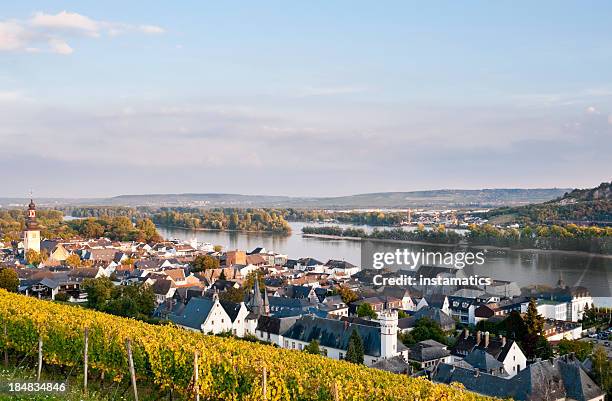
[{"left": 0, "top": 290, "right": 495, "bottom": 401}]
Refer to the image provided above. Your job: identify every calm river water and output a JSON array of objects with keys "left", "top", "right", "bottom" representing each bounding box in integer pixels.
[{"left": 157, "top": 222, "right": 612, "bottom": 305}]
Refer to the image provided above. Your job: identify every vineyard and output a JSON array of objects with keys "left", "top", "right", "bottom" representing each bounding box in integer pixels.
[{"left": 0, "top": 290, "right": 495, "bottom": 400}]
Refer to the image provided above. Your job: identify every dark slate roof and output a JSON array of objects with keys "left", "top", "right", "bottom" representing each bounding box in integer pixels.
[
  {"left": 340, "top": 316, "right": 380, "bottom": 327},
  {"left": 219, "top": 300, "right": 242, "bottom": 322},
  {"left": 434, "top": 357, "right": 604, "bottom": 401},
  {"left": 255, "top": 315, "right": 299, "bottom": 335},
  {"left": 151, "top": 279, "right": 174, "bottom": 296},
  {"left": 399, "top": 307, "right": 455, "bottom": 331},
  {"left": 40, "top": 240, "right": 60, "bottom": 253},
  {"left": 284, "top": 285, "right": 314, "bottom": 299},
  {"left": 269, "top": 297, "right": 311, "bottom": 309},
  {"left": 284, "top": 259, "right": 298, "bottom": 269},
  {"left": 433, "top": 364, "right": 513, "bottom": 399},
  {"left": 211, "top": 280, "right": 237, "bottom": 291},
  {"left": 371, "top": 355, "right": 411, "bottom": 374},
  {"left": 452, "top": 332, "right": 519, "bottom": 362},
  {"left": 67, "top": 268, "right": 99, "bottom": 280},
  {"left": 38, "top": 277, "right": 60, "bottom": 289},
  {"left": 409, "top": 341, "right": 450, "bottom": 363},
  {"left": 169, "top": 297, "right": 214, "bottom": 330},
  {"left": 424, "top": 294, "right": 447, "bottom": 309},
  {"left": 558, "top": 356, "right": 604, "bottom": 401},
  {"left": 298, "top": 257, "right": 323, "bottom": 267},
  {"left": 282, "top": 315, "right": 382, "bottom": 357},
  {"left": 135, "top": 259, "right": 165, "bottom": 270},
  {"left": 417, "top": 265, "right": 459, "bottom": 277},
  {"left": 463, "top": 349, "right": 504, "bottom": 373},
  {"left": 379, "top": 286, "right": 411, "bottom": 299},
  {"left": 448, "top": 296, "right": 478, "bottom": 312},
  {"left": 324, "top": 259, "right": 356, "bottom": 269}
]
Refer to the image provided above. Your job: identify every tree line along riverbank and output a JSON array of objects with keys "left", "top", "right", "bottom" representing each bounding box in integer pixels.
[{"left": 301, "top": 224, "right": 612, "bottom": 254}]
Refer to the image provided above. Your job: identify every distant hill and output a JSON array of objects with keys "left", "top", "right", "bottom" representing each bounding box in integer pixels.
[
  {"left": 485, "top": 182, "right": 612, "bottom": 225},
  {"left": 0, "top": 188, "right": 572, "bottom": 210},
  {"left": 286, "top": 188, "right": 571, "bottom": 209}
]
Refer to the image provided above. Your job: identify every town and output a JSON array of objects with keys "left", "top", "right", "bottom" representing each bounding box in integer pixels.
[{"left": 0, "top": 199, "right": 609, "bottom": 401}]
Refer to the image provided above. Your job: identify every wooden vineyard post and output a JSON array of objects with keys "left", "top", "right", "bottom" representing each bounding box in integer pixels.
[
  {"left": 263, "top": 366, "right": 267, "bottom": 401},
  {"left": 37, "top": 335, "right": 43, "bottom": 382},
  {"left": 83, "top": 327, "right": 89, "bottom": 396},
  {"left": 3, "top": 321, "right": 7, "bottom": 367},
  {"left": 332, "top": 380, "right": 339, "bottom": 401},
  {"left": 194, "top": 351, "right": 200, "bottom": 401},
  {"left": 126, "top": 339, "right": 139, "bottom": 401}
]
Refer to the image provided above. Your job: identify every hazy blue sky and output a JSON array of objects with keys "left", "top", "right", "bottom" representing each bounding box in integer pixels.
[{"left": 1, "top": 1, "right": 611, "bottom": 197}]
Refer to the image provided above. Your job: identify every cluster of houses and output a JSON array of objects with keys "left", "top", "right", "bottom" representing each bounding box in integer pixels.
[{"left": 0, "top": 201, "right": 604, "bottom": 401}]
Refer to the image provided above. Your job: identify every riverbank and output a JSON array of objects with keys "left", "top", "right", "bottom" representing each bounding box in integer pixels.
[
  {"left": 159, "top": 225, "right": 291, "bottom": 235},
  {"left": 301, "top": 233, "right": 612, "bottom": 259}
]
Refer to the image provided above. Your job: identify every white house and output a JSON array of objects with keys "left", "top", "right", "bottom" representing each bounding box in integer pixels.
[
  {"left": 170, "top": 295, "right": 249, "bottom": 336},
  {"left": 280, "top": 311, "right": 407, "bottom": 366},
  {"left": 536, "top": 300, "right": 568, "bottom": 321},
  {"left": 452, "top": 330, "right": 527, "bottom": 377}
]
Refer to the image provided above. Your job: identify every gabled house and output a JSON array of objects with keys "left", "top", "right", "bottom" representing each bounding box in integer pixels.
[
  {"left": 417, "top": 294, "right": 450, "bottom": 315},
  {"left": 40, "top": 240, "right": 70, "bottom": 263},
  {"left": 151, "top": 278, "right": 176, "bottom": 305},
  {"left": 451, "top": 330, "right": 527, "bottom": 377}
]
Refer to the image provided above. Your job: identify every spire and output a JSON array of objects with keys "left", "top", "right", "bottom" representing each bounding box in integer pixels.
[
  {"left": 25, "top": 196, "right": 38, "bottom": 230},
  {"left": 249, "top": 276, "right": 264, "bottom": 316},
  {"left": 263, "top": 287, "right": 270, "bottom": 316}
]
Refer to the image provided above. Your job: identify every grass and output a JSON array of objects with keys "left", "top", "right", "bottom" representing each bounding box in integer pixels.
[{"left": 0, "top": 360, "right": 165, "bottom": 401}]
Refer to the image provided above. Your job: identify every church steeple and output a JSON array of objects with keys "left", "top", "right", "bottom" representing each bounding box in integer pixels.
[
  {"left": 25, "top": 199, "right": 38, "bottom": 230},
  {"left": 23, "top": 197, "right": 41, "bottom": 255}
]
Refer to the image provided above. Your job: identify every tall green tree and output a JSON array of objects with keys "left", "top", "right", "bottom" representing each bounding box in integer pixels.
[
  {"left": 523, "top": 298, "right": 549, "bottom": 359},
  {"left": 0, "top": 268, "right": 19, "bottom": 292},
  {"left": 345, "top": 329, "right": 364, "bottom": 364},
  {"left": 592, "top": 346, "right": 611, "bottom": 399},
  {"left": 356, "top": 303, "right": 377, "bottom": 319},
  {"left": 82, "top": 277, "right": 114, "bottom": 310}
]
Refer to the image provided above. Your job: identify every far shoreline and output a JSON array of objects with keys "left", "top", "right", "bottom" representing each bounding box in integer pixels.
[{"left": 301, "top": 233, "right": 612, "bottom": 259}]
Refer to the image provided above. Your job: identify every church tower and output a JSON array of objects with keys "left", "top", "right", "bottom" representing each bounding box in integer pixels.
[{"left": 23, "top": 199, "right": 41, "bottom": 254}]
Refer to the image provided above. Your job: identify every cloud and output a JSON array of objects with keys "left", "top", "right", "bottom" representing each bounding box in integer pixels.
[
  {"left": 30, "top": 11, "right": 99, "bottom": 36},
  {"left": 586, "top": 106, "right": 600, "bottom": 114},
  {"left": 0, "top": 11, "right": 165, "bottom": 55},
  {"left": 0, "top": 20, "right": 28, "bottom": 50},
  {"left": 138, "top": 25, "right": 165, "bottom": 34},
  {"left": 48, "top": 38, "right": 73, "bottom": 54}
]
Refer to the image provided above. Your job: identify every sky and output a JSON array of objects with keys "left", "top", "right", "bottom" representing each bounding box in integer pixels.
[{"left": 1, "top": 1, "right": 611, "bottom": 198}]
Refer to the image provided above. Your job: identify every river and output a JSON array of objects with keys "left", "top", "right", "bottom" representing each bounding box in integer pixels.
[{"left": 157, "top": 222, "right": 612, "bottom": 306}]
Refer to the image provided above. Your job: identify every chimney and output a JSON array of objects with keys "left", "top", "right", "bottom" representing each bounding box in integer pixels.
[
  {"left": 476, "top": 331, "right": 481, "bottom": 345},
  {"left": 484, "top": 331, "right": 490, "bottom": 348},
  {"left": 501, "top": 336, "right": 506, "bottom": 347}
]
